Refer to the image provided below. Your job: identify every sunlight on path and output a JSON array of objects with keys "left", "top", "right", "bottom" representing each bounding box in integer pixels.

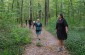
[{"left": 23, "top": 27, "right": 70, "bottom": 55}]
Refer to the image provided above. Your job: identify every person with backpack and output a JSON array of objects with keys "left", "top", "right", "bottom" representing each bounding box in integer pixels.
[{"left": 35, "top": 19, "right": 42, "bottom": 41}]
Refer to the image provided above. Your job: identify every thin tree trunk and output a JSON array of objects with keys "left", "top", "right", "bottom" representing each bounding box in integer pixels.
[
  {"left": 56, "top": 0, "right": 58, "bottom": 17},
  {"left": 68, "top": 0, "right": 70, "bottom": 19},
  {"left": 38, "top": 3, "right": 42, "bottom": 19},
  {"left": 12, "top": 0, "right": 14, "bottom": 10},
  {"left": 70, "top": 0, "right": 74, "bottom": 18},
  {"left": 69, "top": 0, "right": 75, "bottom": 24},
  {"left": 30, "top": 0, "right": 32, "bottom": 20},
  {"left": 20, "top": 0, "right": 23, "bottom": 27},
  {"left": 83, "top": 0, "right": 85, "bottom": 17},
  {"left": 60, "top": 0, "right": 63, "bottom": 13},
  {"left": 45, "top": 0, "right": 49, "bottom": 26},
  {"left": 17, "top": 0, "right": 20, "bottom": 23}
]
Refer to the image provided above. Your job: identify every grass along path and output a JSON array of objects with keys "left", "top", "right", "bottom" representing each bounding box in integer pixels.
[{"left": 23, "top": 27, "right": 70, "bottom": 55}]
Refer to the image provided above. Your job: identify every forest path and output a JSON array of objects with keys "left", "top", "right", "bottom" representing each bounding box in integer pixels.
[{"left": 23, "top": 27, "right": 70, "bottom": 55}]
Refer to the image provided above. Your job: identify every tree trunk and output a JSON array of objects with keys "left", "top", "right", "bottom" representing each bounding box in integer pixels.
[
  {"left": 56, "top": 0, "right": 58, "bottom": 17},
  {"left": 38, "top": 3, "right": 42, "bottom": 19},
  {"left": 69, "top": 0, "right": 75, "bottom": 24},
  {"left": 30, "top": 0, "right": 33, "bottom": 20},
  {"left": 20, "top": 0, "right": 23, "bottom": 27},
  {"left": 12, "top": 0, "right": 14, "bottom": 10},
  {"left": 70, "top": 0, "right": 74, "bottom": 18},
  {"left": 68, "top": 0, "right": 70, "bottom": 19},
  {"left": 45, "top": 0, "right": 49, "bottom": 26},
  {"left": 16, "top": 0, "right": 20, "bottom": 23},
  {"left": 60, "top": 0, "right": 63, "bottom": 13}
]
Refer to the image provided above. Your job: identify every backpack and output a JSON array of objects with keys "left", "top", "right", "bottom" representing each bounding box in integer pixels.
[{"left": 36, "top": 23, "right": 42, "bottom": 31}]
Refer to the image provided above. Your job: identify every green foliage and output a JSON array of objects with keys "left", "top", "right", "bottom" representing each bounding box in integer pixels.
[
  {"left": 11, "top": 27, "right": 32, "bottom": 45},
  {"left": 0, "top": 18, "right": 31, "bottom": 55},
  {"left": 0, "top": 21, "right": 32, "bottom": 55},
  {"left": 0, "top": 45, "right": 24, "bottom": 55},
  {"left": 65, "top": 30, "right": 85, "bottom": 55},
  {"left": 0, "top": 4, "right": 32, "bottom": 55}
]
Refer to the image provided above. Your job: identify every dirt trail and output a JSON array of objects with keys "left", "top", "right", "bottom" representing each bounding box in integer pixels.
[{"left": 23, "top": 28, "right": 70, "bottom": 55}]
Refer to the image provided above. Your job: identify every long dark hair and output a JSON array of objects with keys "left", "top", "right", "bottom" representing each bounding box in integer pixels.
[{"left": 60, "top": 14, "right": 64, "bottom": 19}]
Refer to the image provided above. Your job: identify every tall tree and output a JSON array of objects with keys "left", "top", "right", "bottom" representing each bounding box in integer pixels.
[
  {"left": 12, "top": 0, "right": 14, "bottom": 10},
  {"left": 45, "top": 0, "right": 49, "bottom": 26},
  {"left": 38, "top": 3, "right": 42, "bottom": 19},
  {"left": 20, "top": 0, "right": 23, "bottom": 27},
  {"left": 56, "top": 0, "right": 58, "bottom": 17},
  {"left": 60, "top": 0, "right": 63, "bottom": 13},
  {"left": 16, "top": 0, "right": 20, "bottom": 23},
  {"left": 30, "top": 0, "right": 33, "bottom": 20}
]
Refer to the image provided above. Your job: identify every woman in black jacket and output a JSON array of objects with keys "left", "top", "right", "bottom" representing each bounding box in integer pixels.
[{"left": 56, "top": 14, "right": 68, "bottom": 52}]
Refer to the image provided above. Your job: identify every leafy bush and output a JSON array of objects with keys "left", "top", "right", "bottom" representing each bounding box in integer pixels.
[
  {"left": 0, "top": 45, "right": 24, "bottom": 55},
  {"left": 0, "top": 26, "right": 32, "bottom": 55},
  {"left": 65, "top": 30, "right": 85, "bottom": 55},
  {"left": 0, "top": 11, "right": 32, "bottom": 55},
  {"left": 11, "top": 27, "right": 32, "bottom": 45}
]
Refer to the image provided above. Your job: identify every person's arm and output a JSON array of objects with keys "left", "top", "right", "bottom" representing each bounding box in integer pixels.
[
  {"left": 34, "top": 23, "right": 36, "bottom": 29},
  {"left": 56, "top": 22, "right": 58, "bottom": 32},
  {"left": 64, "top": 19, "right": 68, "bottom": 33},
  {"left": 65, "top": 26, "right": 68, "bottom": 33}
]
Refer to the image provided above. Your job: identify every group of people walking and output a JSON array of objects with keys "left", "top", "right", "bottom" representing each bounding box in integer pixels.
[{"left": 28, "top": 14, "right": 68, "bottom": 52}]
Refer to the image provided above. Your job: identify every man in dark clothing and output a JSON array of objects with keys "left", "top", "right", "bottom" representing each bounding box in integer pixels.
[
  {"left": 33, "top": 21, "right": 36, "bottom": 28},
  {"left": 29, "top": 19, "right": 32, "bottom": 28},
  {"left": 25, "top": 20, "right": 28, "bottom": 26}
]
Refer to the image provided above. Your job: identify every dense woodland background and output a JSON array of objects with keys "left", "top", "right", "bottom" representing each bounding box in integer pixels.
[{"left": 0, "top": 0, "right": 85, "bottom": 55}]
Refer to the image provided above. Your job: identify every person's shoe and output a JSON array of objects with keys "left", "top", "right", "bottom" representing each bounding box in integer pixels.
[
  {"left": 61, "top": 46, "right": 66, "bottom": 51},
  {"left": 57, "top": 47, "right": 62, "bottom": 52},
  {"left": 36, "top": 38, "right": 41, "bottom": 43},
  {"left": 39, "top": 38, "right": 40, "bottom": 40}
]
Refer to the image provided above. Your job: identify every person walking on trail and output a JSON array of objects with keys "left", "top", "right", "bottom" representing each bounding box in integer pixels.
[
  {"left": 35, "top": 19, "right": 42, "bottom": 41},
  {"left": 56, "top": 14, "right": 68, "bottom": 52},
  {"left": 29, "top": 19, "right": 32, "bottom": 28},
  {"left": 25, "top": 20, "right": 28, "bottom": 26},
  {"left": 33, "top": 21, "right": 36, "bottom": 28}
]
